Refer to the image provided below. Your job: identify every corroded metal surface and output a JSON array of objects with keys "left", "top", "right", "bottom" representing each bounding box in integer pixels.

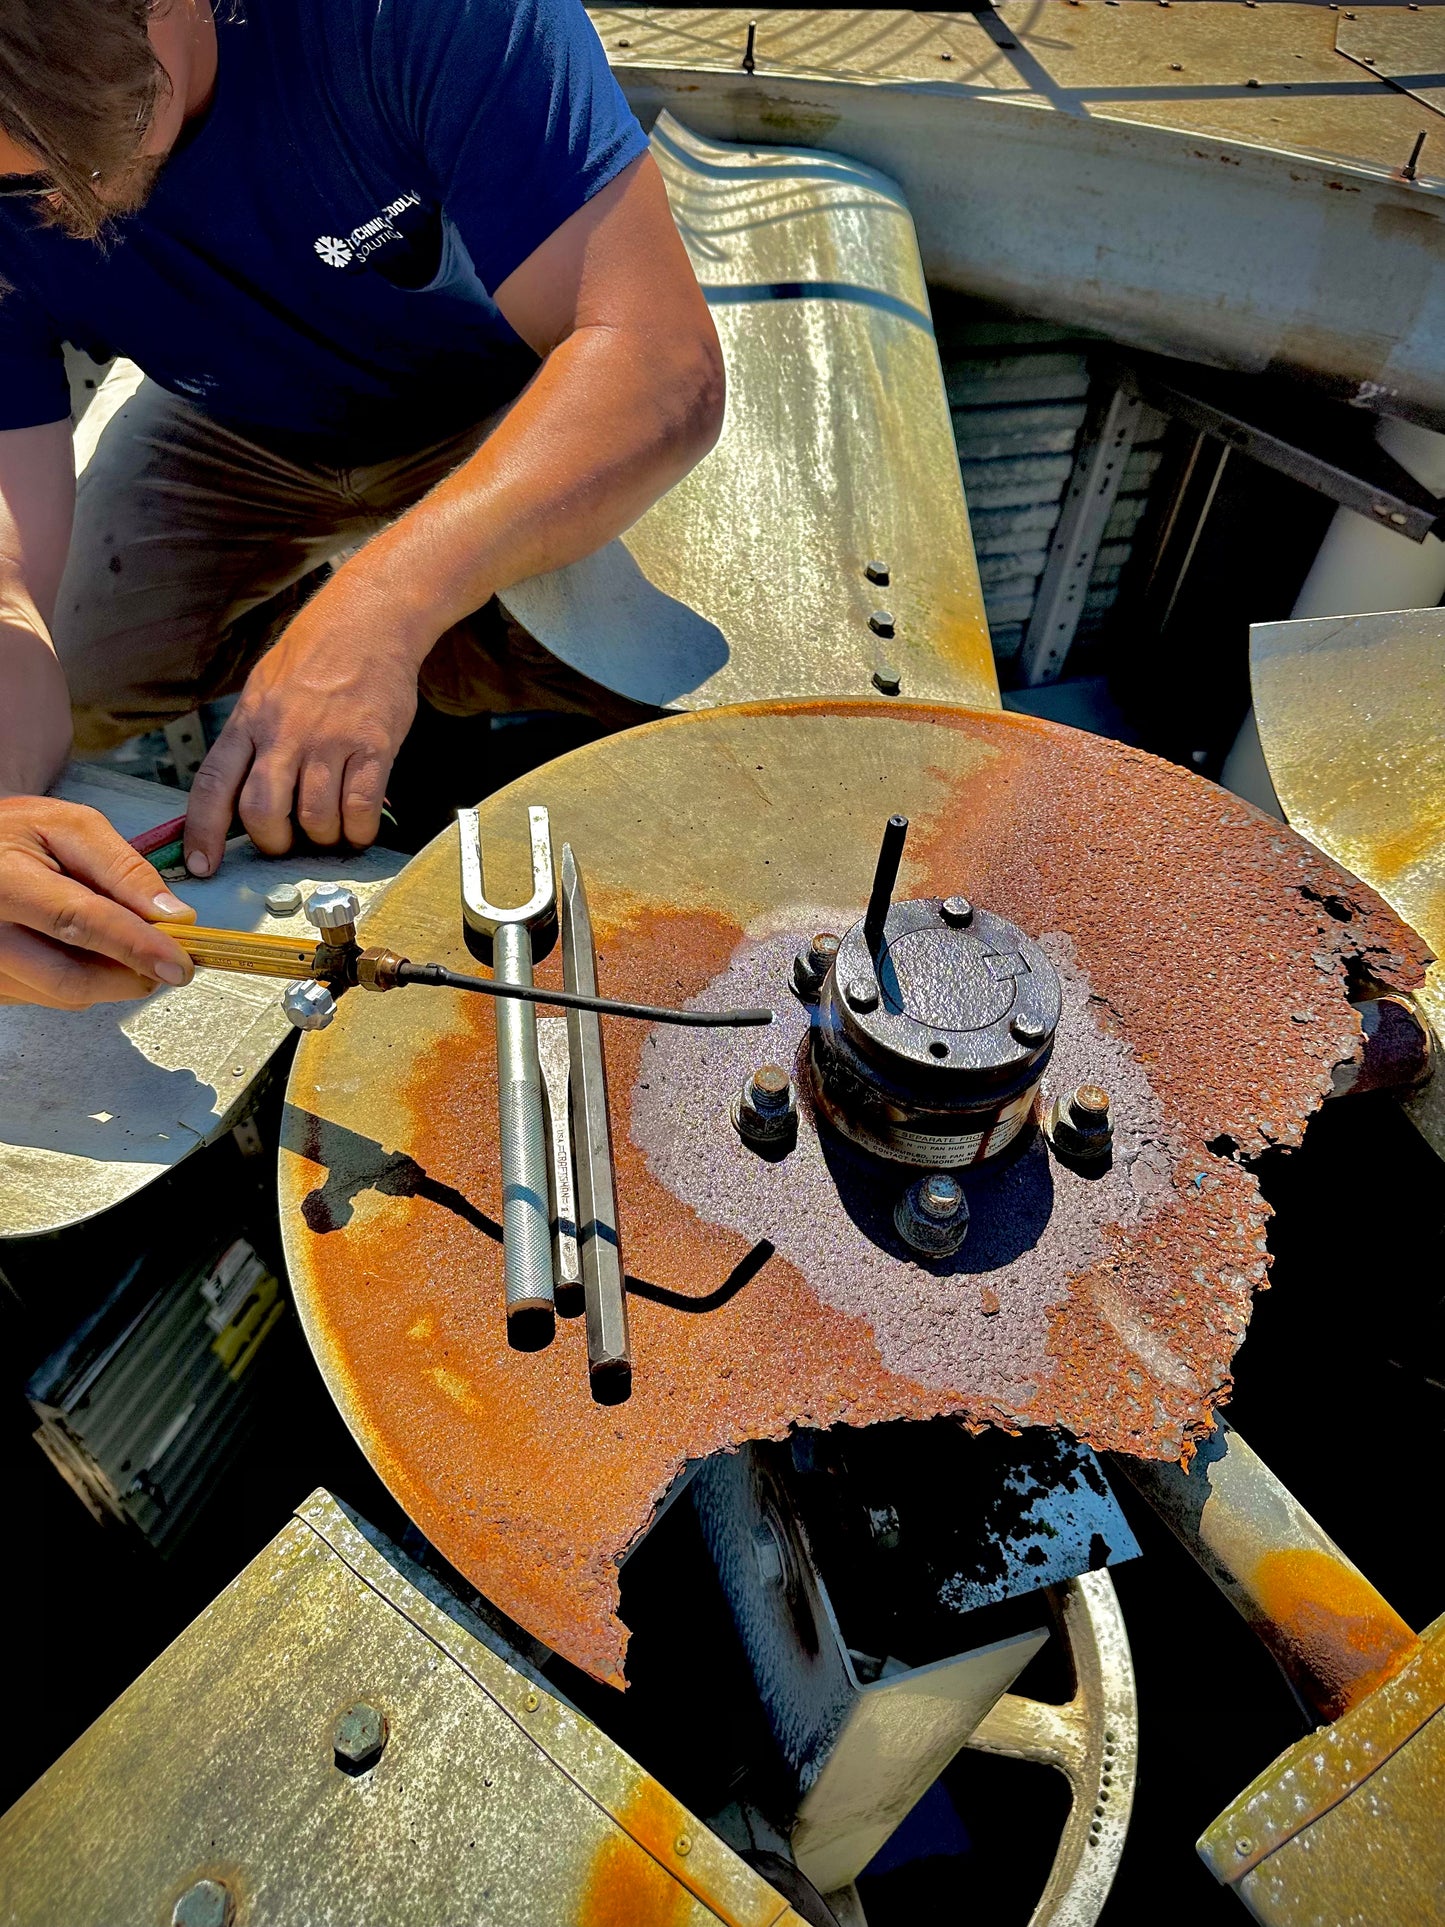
[
  {"left": 1120, "top": 1421, "right": 1420, "bottom": 1727},
  {"left": 598, "top": 8, "right": 1445, "bottom": 422},
  {"left": 502, "top": 115, "right": 996, "bottom": 712},
  {"left": 1198, "top": 1610, "right": 1445, "bottom": 1925},
  {"left": 278, "top": 703, "right": 1428, "bottom": 1684},
  {"left": 0, "top": 1490, "right": 800, "bottom": 1927},
  {"left": 1251, "top": 607, "right": 1445, "bottom": 1157}
]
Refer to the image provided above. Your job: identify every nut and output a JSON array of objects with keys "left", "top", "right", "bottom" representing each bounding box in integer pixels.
[
  {"left": 733, "top": 1064, "right": 798, "bottom": 1153},
  {"left": 752, "top": 1520, "right": 785, "bottom": 1588},
  {"left": 333, "top": 1700, "right": 387, "bottom": 1771},
  {"left": 264, "top": 883, "right": 303, "bottom": 917},
  {"left": 844, "top": 976, "right": 879, "bottom": 1013},
  {"left": 940, "top": 895, "right": 974, "bottom": 927},
  {"left": 1045, "top": 1083, "right": 1115, "bottom": 1163},
  {"left": 172, "top": 1880, "right": 232, "bottom": 1927},
  {"left": 894, "top": 1172, "right": 970, "bottom": 1256},
  {"left": 305, "top": 885, "right": 361, "bottom": 935},
  {"left": 282, "top": 979, "right": 338, "bottom": 1032},
  {"left": 1011, "top": 1012, "right": 1047, "bottom": 1045},
  {"left": 792, "top": 931, "right": 840, "bottom": 1002}
]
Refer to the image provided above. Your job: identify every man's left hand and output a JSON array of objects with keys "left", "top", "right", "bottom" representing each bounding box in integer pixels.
[{"left": 183, "top": 578, "right": 421, "bottom": 873}]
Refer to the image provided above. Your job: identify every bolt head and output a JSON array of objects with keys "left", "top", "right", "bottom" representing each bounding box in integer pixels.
[
  {"left": 173, "top": 1880, "right": 232, "bottom": 1927},
  {"left": 919, "top": 1174, "right": 964, "bottom": 1219},
  {"left": 940, "top": 895, "right": 974, "bottom": 927},
  {"left": 869, "top": 609, "right": 896, "bottom": 639},
  {"left": 305, "top": 884, "right": 361, "bottom": 933},
  {"left": 871, "top": 663, "right": 901, "bottom": 695},
  {"left": 265, "top": 883, "right": 303, "bottom": 917},
  {"left": 809, "top": 932, "right": 841, "bottom": 970},
  {"left": 748, "top": 1064, "right": 793, "bottom": 1113},
  {"left": 793, "top": 931, "right": 840, "bottom": 1001},
  {"left": 282, "top": 978, "right": 338, "bottom": 1031},
  {"left": 865, "top": 559, "right": 890, "bottom": 585},
  {"left": 1072, "top": 1083, "right": 1111, "bottom": 1119},
  {"left": 333, "top": 1700, "right": 387, "bottom": 1769},
  {"left": 844, "top": 976, "right": 880, "bottom": 1013},
  {"left": 752, "top": 1521, "right": 785, "bottom": 1588},
  {"left": 895, "top": 1174, "right": 970, "bottom": 1255},
  {"left": 1011, "top": 1012, "right": 1047, "bottom": 1046}
]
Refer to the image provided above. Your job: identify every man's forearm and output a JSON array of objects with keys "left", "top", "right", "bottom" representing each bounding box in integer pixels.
[
  {"left": 321, "top": 317, "right": 724, "bottom": 664},
  {"left": 0, "top": 601, "right": 73, "bottom": 797}
]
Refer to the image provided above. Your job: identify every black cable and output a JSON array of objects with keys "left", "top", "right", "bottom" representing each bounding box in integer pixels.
[{"left": 396, "top": 960, "right": 773, "bottom": 1028}]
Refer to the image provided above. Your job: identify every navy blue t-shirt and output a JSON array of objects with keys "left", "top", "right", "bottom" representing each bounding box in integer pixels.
[{"left": 0, "top": 0, "right": 646, "bottom": 459}]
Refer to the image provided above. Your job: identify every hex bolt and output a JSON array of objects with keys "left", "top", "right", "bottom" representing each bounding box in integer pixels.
[
  {"left": 1011, "top": 1011, "right": 1047, "bottom": 1045},
  {"left": 172, "top": 1880, "right": 233, "bottom": 1927},
  {"left": 265, "top": 882, "right": 303, "bottom": 917},
  {"left": 869, "top": 609, "right": 896, "bottom": 638},
  {"left": 895, "top": 1172, "right": 970, "bottom": 1255},
  {"left": 305, "top": 884, "right": 361, "bottom": 942},
  {"left": 733, "top": 1063, "right": 799, "bottom": 1152},
  {"left": 871, "top": 663, "right": 902, "bottom": 695},
  {"left": 333, "top": 1700, "right": 388, "bottom": 1773},
  {"left": 283, "top": 978, "right": 338, "bottom": 1032},
  {"left": 793, "top": 931, "right": 840, "bottom": 1001},
  {"left": 1045, "top": 1083, "right": 1114, "bottom": 1163},
  {"left": 940, "top": 895, "right": 974, "bottom": 927},
  {"left": 844, "top": 976, "right": 880, "bottom": 1013},
  {"left": 865, "top": 559, "right": 891, "bottom": 585},
  {"left": 752, "top": 1520, "right": 785, "bottom": 1588}
]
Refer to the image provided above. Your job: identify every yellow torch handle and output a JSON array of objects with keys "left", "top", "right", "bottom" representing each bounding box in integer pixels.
[{"left": 153, "top": 922, "right": 323, "bottom": 981}]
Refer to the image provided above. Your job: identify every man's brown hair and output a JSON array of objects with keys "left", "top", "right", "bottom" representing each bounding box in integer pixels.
[{"left": 0, "top": 0, "right": 166, "bottom": 239}]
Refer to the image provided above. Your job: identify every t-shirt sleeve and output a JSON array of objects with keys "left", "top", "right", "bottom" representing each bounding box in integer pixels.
[
  {"left": 374, "top": 0, "right": 648, "bottom": 295},
  {"left": 0, "top": 284, "right": 70, "bottom": 430}
]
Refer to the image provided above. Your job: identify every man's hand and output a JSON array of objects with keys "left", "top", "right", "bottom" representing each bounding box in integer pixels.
[
  {"left": 183, "top": 572, "right": 421, "bottom": 875},
  {"left": 0, "top": 796, "right": 196, "bottom": 1007}
]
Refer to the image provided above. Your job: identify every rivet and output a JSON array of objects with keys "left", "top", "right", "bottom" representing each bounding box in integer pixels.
[
  {"left": 524, "top": 1690, "right": 540, "bottom": 1711},
  {"left": 172, "top": 1880, "right": 232, "bottom": 1927},
  {"left": 676, "top": 1833, "right": 693, "bottom": 1856},
  {"left": 1235, "top": 1838, "right": 1252, "bottom": 1858}
]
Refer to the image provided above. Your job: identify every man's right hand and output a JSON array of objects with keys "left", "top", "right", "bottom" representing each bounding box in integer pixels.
[{"left": 0, "top": 796, "right": 197, "bottom": 1008}]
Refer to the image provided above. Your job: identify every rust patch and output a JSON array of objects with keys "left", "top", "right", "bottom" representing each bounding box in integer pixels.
[
  {"left": 280, "top": 702, "right": 1429, "bottom": 1683},
  {"left": 579, "top": 1789, "right": 693, "bottom": 1927},
  {"left": 1250, "top": 1547, "right": 1421, "bottom": 1723}
]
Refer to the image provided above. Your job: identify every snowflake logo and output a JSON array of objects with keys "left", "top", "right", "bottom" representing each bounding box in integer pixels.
[{"left": 314, "top": 234, "right": 353, "bottom": 268}]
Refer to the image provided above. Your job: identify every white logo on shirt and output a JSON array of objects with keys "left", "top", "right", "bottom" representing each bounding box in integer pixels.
[{"left": 314, "top": 194, "right": 423, "bottom": 272}]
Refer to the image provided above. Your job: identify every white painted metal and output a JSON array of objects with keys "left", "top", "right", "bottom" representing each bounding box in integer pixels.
[
  {"left": 1225, "top": 418, "right": 1445, "bottom": 810},
  {"left": 603, "top": 9, "right": 1445, "bottom": 423}
]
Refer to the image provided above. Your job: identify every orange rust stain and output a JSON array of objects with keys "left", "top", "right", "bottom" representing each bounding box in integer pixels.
[
  {"left": 294, "top": 899, "right": 943, "bottom": 1685},
  {"left": 285, "top": 701, "right": 1433, "bottom": 1686},
  {"left": 1252, "top": 1548, "right": 1420, "bottom": 1721},
  {"left": 577, "top": 1828, "right": 695, "bottom": 1927}
]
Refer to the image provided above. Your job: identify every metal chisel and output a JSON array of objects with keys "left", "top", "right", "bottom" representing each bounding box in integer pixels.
[{"left": 560, "top": 843, "right": 632, "bottom": 1401}]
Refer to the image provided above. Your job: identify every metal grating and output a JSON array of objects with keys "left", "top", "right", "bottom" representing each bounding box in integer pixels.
[{"left": 940, "top": 320, "right": 1168, "bottom": 676}]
